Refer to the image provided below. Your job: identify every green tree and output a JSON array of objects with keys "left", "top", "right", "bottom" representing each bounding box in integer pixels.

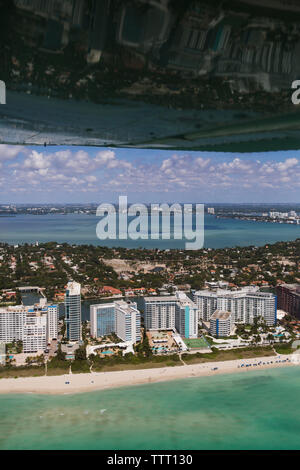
[
  {"left": 56, "top": 344, "right": 66, "bottom": 361},
  {"left": 16, "top": 340, "right": 23, "bottom": 354},
  {"left": 75, "top": 345, "right": 87, "bottom": 361}
]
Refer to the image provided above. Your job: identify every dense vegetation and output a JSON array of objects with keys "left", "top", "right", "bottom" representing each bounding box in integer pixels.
[
  {"left": 182, "top": 346, "right": 275, "bottom": 364},
  {"left": 1, "top": 238, "right": 300, "bottom": 301}
]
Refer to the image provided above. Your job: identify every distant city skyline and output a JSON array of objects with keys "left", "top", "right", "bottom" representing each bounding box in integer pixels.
[{"left": 1, "top": 145, "right": 300, "bottom": 204}]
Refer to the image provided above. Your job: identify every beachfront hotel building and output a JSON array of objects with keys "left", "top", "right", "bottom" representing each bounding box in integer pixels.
[
  {"left": 193, "top": 290, "right": 217, "bottom": 322},
  {"left": 143, "top": 292, "right": 198, "bottom": 338},
  {"left": 65, "top": 281, "right": 81, "bottom": 342},
  {"left": 143, "top": 296, "right": 177, "bottom": 331},
  {"left": 24, "top": 307, "right": 47, "bottom": 352},
  {"left": 209, "top": 310, "right": 233, "bottom": 337},
  {"left": 194, "top": 287, "right": 277, "bottom": 326},
  {"left": 0, "top": 300, "right": 59, "bottom": 353},
  {"left": 90, "top": 303, "right": 115, "bottom": 338},
  {"left": 90, "top": 300, "right": 141, "bottom": 344},
  {"left": 47, "top": 304, "right": 59, "bottom": 341},
  {"left": 174, "top": 292, "right": 198, "bottom": 338},
  {"left": 0, "top": 306, "right": 27, "bottom": 344},
  {"left": 115, "top": 301, "right": 141, "bottom": 343},
  {"left": 276, "top": 284, "right": 300, "bottom": 319}
]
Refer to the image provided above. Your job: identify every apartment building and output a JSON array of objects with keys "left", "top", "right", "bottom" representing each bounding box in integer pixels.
[
  {"left": 143, "top": 292, "right": 198, "bottom": 338},
  {"left": 90, "top": 300, "right": 141, "bottom": 344},
  {"left": 174, "top": 292, "right": 198, "bottom": 339},
  {"left": 143, "top": 295, "right": 177, "bottom": 331},
  {"left": 276, "top": 284, "right": 300, "bottom": 319},
  {"left": 0, "top": 300, "right": 58, "bottom": 353},
  {"left": 194, "top": 286, "right": 277, "bottom": 326},
  {"left": 65, "top": 281, "right": 81, "bottom": 342},
  {"left": 90, "top": 303, "right": 115, "bottom": 338},
  {"left": 47, "top": 304, "right": 59, "bottom": 341},
  {"left": 115, "top": 301, "right": 141, "bottom": 344},
  {"left": 209, "top": 310, "right": 233, "bottom": 338}
]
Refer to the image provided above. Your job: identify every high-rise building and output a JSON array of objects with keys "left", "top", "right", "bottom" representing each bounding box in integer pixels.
[
  {"left": 86, "top": 0, "right": 111, "bottom": 64},
  {"left": 115, "top": 301, "right": 141, "bottom": 343},
  {"left": 24, "top": 307, "right": 47, "bottom": 352},
  {"left": 0, "top": 301, "right": 57, "bottom": 353},
  {"left": 0, "top": 305, "right": 27, "bottom": 344},
  {"left": 47, "top": 304, "right": 59, "bottom": 341},
  {"left": 210, "top": 310, "right": 233, "bottom": 337},
  {"left": 14, "top": 0, "right": 79, "bottom": 23},
  {"left": 65, "top": 281, "right": 81, "bottom": 342},
  {"left": 194, "top": 287, "right": 277, "bottom": 326},
  {"left": 175, "top": 292, "right": 198, "bottom": 338},
  {"left": 90, "top": 300, "right": 141, "bottom": 344},
  {"left": 143, "top": 295, "right": 177, "bottom": 331},
  {"left": 192, "top": 290, "right": 217, "bottom": 321},
  {"left": 143, "top": 292, "right": 198, "bottom": 338},
  {"left": 90, "top": 303, "right": 115, "bottom": 338},
  {"left": 14, "top": 0, "right": 85, "bottom": 51},
  {"left": 276, "top": 284, "right": 300, "bottom": 319}
]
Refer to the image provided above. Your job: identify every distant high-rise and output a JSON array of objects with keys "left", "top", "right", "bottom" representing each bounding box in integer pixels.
[{"left": 65, "top": 281, "right": 81, "bottom": 342}]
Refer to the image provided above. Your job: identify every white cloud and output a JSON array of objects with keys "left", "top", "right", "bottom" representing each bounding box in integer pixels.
[
  {"left": 1, "top": 147, "right": 300, "bottom": 198},
  {"left": 0, "top": 144, "right": 24, "bottom": 169},
  {"left": 276, "top": 158, "right": 298, "bottom": 172}
]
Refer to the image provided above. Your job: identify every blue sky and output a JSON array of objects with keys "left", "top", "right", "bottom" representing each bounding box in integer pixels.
[{"left": 0, "top": 144, "right": 300, "bottom": 203}]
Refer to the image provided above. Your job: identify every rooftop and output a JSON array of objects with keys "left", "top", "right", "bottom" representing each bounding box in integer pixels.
[
  {"left": 211, "top": 310, "right": 232, "bottom": 321},
  {"left": 143, "top": 296, "right": 177, "bottom": 302},
  {"left": 66, "top": 281, "right": 81, "bottom": 296},
  {"left": 115, "top": 300, "right": 139, "bottom": 316},
  {"left": 279, "top": 284, "right": 300, "bottom": 294}
]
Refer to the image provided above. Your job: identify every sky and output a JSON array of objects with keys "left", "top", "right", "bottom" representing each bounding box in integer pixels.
[{"left": 0, "top": 144, "right": 300, "bottom": 204}]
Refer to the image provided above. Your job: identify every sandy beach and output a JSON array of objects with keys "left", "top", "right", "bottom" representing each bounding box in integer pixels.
[{"left": 0, "top": 354, "right": 296, "bottom": 395}]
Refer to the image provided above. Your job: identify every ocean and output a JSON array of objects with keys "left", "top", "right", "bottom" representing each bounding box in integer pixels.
[
  {"left": 0, "top": 366, "right": 300, "bottom": 450},
  {"left": 0, "top": 213, "right": 299, "bottom": 249}
]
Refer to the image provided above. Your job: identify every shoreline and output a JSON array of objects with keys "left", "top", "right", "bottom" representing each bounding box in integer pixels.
[{"left": 0, "top": 354, "right": 295, "bottom": 396}]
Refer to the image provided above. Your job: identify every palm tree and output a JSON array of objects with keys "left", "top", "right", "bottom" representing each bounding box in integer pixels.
[{"left": 267, "top": 333, "right": 274, "bottom": 344}]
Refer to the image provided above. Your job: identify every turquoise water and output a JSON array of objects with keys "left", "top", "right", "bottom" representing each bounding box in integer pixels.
[
  {"left": 0, "top": 213, "right": 300, "bottom": 249},
  {"left": 1, "top": 366, "right": 300, "bottom": 450}
]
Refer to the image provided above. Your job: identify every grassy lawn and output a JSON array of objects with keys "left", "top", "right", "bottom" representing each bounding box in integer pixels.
[
  {"left": 182, "top": 346, "right": 275, "bottom": 364},
  {"left": 273, "top": 343, "right": 294, "bottom": 355},
  {"left": 0, "top": 366, "right": 45, "bottom": 379},
  {"left": 71, "top": 361, "right": 90, "bottom": 374},
  {"left": 93, "top": 360, "right": 183, "bottom": 373},
  {"left": 0, "top": 356, "right": 182, "bottom": 378},
  {"left": 46, "top": 368, "right": 69, "bottom": 376}
]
